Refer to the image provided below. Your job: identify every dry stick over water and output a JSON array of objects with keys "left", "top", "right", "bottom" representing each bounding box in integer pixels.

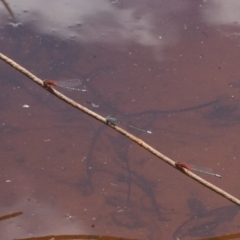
[
  {"left": 1, "top": 52, "right": 240, "bottom": 207},
  {"left": 1, "top": 0, "right": 15, "bottom": 19}
]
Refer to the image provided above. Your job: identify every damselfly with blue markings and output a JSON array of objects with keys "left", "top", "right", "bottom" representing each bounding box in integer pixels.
[{"left": 106, "top": 115, "right": 152, "bottom": 134}]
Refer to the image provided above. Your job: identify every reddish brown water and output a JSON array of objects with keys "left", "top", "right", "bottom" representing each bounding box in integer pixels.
[{"left": 1, "top": 1, "right": 240, "bottom": 240}]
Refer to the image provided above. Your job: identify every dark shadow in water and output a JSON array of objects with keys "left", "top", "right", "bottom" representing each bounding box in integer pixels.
[
  {"left": 173, "top": 198, "right": 239, "bottom": 239},
  {"left": 109, "top": 134, "right": 169, "bottom": 222},
  {"left": 57, "top": 124, "right": 107, "bottom": 196},
  {"left": 58, "top": 128, "right": 169, "bottom": 225},
  {"left": 205, "top": 100, "right": 240, "bottom": 126}
]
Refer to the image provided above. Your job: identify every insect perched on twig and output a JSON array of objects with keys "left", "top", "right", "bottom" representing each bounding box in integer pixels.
[
  {"left": 106, "top": 115, "right": 152, "bottom": 134},
  {"left": 43, "top": 79, "right": 87, "bottom": 92},
  {"left": 175, "top": 161, "right": 221, "bottom": 178}
]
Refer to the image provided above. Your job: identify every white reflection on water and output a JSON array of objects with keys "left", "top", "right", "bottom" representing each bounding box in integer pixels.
[
  {"left": 0, "top": 0, "right": 189, "bottom": 49},
  {"left": 202, "top": 0, "right": 240, "bottom": 25}
]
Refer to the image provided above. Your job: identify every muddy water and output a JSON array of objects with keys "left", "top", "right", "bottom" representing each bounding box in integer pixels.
[{"left": 1, "top": 1, "right": 240, "bottom": 240}]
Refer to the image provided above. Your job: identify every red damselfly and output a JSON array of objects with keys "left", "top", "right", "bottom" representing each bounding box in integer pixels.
[
  {"left": 43, "top": 79, "right": 87, "bottom": 92},
  {"left": 175, "top": 161, "right": 221, "bottom": 178}
]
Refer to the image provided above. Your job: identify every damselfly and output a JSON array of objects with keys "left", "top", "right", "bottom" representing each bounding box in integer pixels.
[
  {"left": 175, "top": 161, "right": 221, "bottom": 178},
  {"left": 43, "top": 79, "right": 87, "bottom": 92},
  {"left": 106, "top": 115, "right": 152, "bottom": 134}
]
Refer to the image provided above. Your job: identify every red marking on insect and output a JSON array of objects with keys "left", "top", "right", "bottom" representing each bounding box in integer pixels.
[
  {"left": 175, "top": 161, "right": 191, "bottom": 170},
  {"left": 43, "top": 79, "right": 58, "bottom": 87},
  {"left": 43, "top": 79, "right": 87, "bottom": 92}
]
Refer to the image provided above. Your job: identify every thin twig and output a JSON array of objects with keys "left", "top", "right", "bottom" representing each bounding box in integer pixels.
[
  {"left": 1, "top": 0, "right": 15, "bottom": 19},
  {"left": 0, "top": 211, "right": 22, "bottom": 221},
  {"left": 0, "top": 52, "right": 240, "bottom": 207}
]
